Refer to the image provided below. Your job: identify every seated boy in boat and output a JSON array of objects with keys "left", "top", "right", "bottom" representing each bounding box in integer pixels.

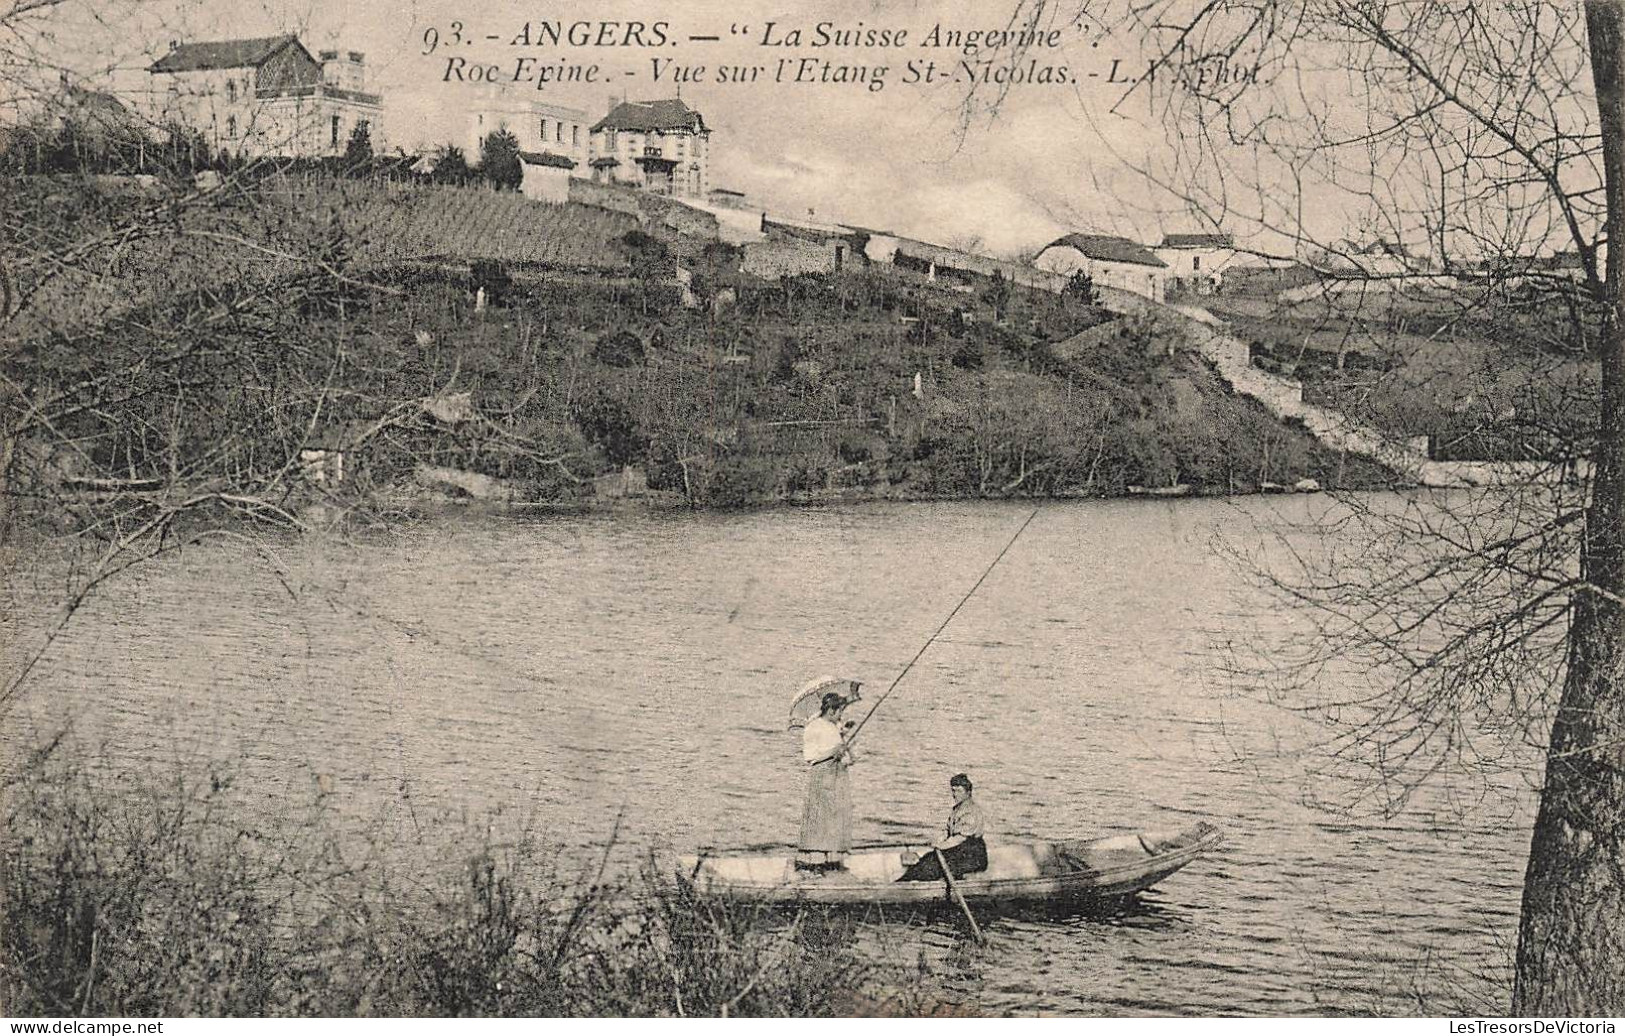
[{"left": 897, "top": 773, "right": 988, "bottom": 881}]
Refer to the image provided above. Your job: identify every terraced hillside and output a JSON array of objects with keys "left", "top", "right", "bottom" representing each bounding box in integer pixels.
[
  {"left": 273, "top": 178, "right": 639, "bottom": 270},
  {"left": 1, "top": 174, "right": 640, "bottom": 342}
]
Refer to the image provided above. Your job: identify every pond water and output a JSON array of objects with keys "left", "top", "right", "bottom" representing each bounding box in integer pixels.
[{"left": 5, "top": 495, "right": 1539, "bottom": 1015}]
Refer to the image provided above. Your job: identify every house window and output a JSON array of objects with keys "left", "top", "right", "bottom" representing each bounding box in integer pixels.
[
  {"left": 227, "top": 80, "right": 236, "bottom": 102},
  {"left": 606, "top": 129, "right": 617, "bottom": 148},
  {"left": 572, "top": 125, "right": 580, "bottom": 146},
  {"left": 540, "top": 117, "right": 549, "bottom": 142},
  {"left": 1192, "top": 255, "right": 1201, "bottom": 271},
  {"left": 331, "top": 115, "right": 340, "bottom": 147},
  {"left": 227, "top": 114, "right": 237, "bottom": 139}
]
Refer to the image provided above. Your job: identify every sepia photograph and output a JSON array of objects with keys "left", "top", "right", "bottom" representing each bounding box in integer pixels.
[{"left": 1, "top": 0, "right": 1622, "bottom": 1021}]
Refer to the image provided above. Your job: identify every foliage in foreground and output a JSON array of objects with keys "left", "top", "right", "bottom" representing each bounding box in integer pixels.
[{"left": 0, "top": 757, "right": 950, "bottom": 1018}]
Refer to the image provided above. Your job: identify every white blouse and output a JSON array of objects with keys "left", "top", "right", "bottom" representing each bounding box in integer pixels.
[{"left": 802, "top": 716, "right": 844, "bottom": 765}]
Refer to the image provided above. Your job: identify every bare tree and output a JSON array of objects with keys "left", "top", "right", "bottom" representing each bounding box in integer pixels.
[{"left": 966, "top": 0, "right": 1625, "bottom": 1014}]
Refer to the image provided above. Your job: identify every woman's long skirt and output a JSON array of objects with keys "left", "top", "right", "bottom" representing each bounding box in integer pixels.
[{"left": 797, "top": 758, "right": 851, "bottom": 864}]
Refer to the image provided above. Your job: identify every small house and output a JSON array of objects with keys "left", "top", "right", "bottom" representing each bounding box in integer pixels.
[
  {"left": 1154, "top": 232, "right": 1237, "bottom": 294},
  {"left": 518, "top": 150, "right": 575, "bottom": 203},
  {"left": 1035, "top": 234, "right": 1169, "bottom": 301}
]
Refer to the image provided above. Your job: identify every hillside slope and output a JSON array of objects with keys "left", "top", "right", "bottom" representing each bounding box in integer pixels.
[{"left": 4, "top": 174, "right": 1394, "bottom": 514}]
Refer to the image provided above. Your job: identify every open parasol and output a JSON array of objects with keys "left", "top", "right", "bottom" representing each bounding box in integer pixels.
[{"left": 787, "top": 675, "right": 862, "bottom": 730}]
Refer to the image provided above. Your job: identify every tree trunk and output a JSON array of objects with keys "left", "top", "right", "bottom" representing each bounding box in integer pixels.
[{"left": 1513, "top": 0, "right": 1625, "bottom": 1016}]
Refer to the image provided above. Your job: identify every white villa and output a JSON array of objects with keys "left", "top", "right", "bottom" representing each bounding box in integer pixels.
[
  {"left": 588, "top": 98, "right": 710, "bottom": 199},
  {"left": 146, "top": 35, "right": 382, "bottom": 158},
  {"left": 467, "top": 88, "right": 590, "bottom": 169}
]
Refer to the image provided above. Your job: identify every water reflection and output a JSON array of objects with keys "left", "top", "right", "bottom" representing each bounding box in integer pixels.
[{"left": 993, "top": 892, "right": 1188, "bottom": 929}]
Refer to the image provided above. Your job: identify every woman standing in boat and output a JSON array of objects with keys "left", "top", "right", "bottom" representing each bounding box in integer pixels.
[
  {"left": 899, "top": 773, "right": 988, "bottom": 881},
  {"left": 796, "top": 691, "right": 855, "bottom": 873}
]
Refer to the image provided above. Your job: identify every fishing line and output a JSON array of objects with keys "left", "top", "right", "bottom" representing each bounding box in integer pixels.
[{"left": 845, "top": 506, "right": 1040, "bottom": 745}]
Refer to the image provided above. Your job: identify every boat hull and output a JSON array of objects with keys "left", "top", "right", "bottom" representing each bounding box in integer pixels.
[{"left": 677, "top": 822, "right": 1222, "bottom": 906}]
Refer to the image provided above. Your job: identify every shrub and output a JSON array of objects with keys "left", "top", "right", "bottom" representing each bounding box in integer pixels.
[
  {"left": 469, "top": 259, "right": 513, "bottom": 305},
  {"left": 572, "top": 393, "right": 645, "bottom": 469},
  {"left": 1064, "top": 269, "right": 1099, "bottom": 305},
  {"left": 700, "top": 457, "right": 779, "bottom": 507},
  {"left": 343, "top": 121, "right": 375, "bottom": 167},
  {"left": 0, "top": 755, "right": 951, "bottom": 1017},
  {"left": 983, "top": 270, "right": 1011, "bottom": 321},
  {"left": 592, "top": 330, "right": 645, "bottom": 368},
  {"left": 951, "top": 337, "right": 986, "bottom": 371},
  {"left": 431, "top": 145, "right": 473, "bottom": 185}
]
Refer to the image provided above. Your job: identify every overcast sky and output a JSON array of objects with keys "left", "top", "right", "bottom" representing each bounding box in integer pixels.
[{"left": 30, "top": 0, "right": 1353, "bottom": 256}]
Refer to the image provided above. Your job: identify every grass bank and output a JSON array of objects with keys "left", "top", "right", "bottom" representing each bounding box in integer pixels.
[{"left": 1, "top": 752, "right": 962, "bottom": 1017}]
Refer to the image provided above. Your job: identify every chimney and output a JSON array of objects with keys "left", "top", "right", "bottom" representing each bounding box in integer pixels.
[{"left": 169, "top": 40, "right": 179, "bottom": 51}]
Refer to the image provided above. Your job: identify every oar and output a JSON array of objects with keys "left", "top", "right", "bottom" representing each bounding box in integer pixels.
[{"left": 934, "top": 849, "right": 985, "bottom": 944}]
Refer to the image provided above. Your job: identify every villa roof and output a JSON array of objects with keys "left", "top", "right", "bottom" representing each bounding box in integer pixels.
[
  {"left": 150, "top": 35, "right": 306, "bottom": 73},
  {"left": 592, "top": 98, "right": 708, "bottom": 134}
]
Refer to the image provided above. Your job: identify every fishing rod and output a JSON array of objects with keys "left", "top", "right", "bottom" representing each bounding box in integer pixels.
[{"left": 844, "top": 506, "right": 1040, "bottom": 746}]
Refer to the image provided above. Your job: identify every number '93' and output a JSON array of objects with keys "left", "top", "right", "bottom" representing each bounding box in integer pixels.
[{"left": 422, "top": 22, "right": 463, "bottom": 55}]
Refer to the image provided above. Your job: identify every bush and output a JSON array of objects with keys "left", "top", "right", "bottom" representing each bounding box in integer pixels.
[
  {"left": 695, "top": 456, "right": 778, "bottom": 508},
  {"left": 835, "top": 432, "right": 874, "bottom": 464},
  {"left": 572, "top": 393, "right": 645, "bottom": 469},
  {"left": 1, "top": 755, "right": 951, "bottom": 1017},
  {"left": 689, "top": 241, "right": 743, "bottom": 304},
  {"left": 951, "top": 337, "right": 986, "bottom": 371},
  {"left": 469, "top": 259, "right": 513, "bottom": 305},
  {"left": 593, "top": 330, "right": 645, "bottom": 368},
  {"left": 343, "top": 121, "right": 374, "bottom": 167},
  {"left": 1064, "top": 269, "right": 1099, "bottom": 305},
  {"left": 431, "top": 145, "right": 474, "bottom": 185},
  {"left": 983, "top": 270, "right": 1011, "bottom": 321}
]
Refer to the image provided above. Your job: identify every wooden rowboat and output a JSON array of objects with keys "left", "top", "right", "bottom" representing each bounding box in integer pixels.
[{"left": 677, "top": 821, "right": 1223, "bottom": 906}]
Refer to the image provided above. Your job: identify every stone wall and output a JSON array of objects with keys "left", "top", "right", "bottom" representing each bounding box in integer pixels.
[
  {"left": 638, "top": 192, "right": 720, "bottom": 239},
  {"left": 568, "top": 177, "right": 642, "bottom": 217},
  {"left": 740, "top": 236, "right": 848, "bottom": 278}
]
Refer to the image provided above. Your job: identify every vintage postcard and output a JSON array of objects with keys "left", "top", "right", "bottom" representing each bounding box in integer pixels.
[{"left": 3, "top": 0, "right": 1622, "bottom": 1022}]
